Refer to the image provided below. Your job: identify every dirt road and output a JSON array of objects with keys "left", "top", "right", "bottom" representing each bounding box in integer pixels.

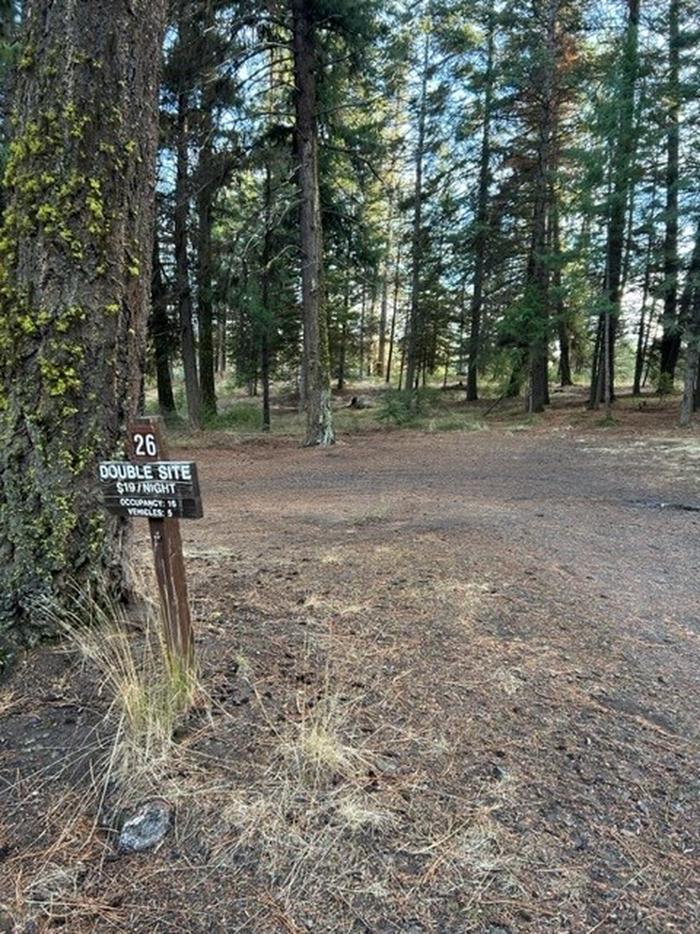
[{"left": 2, "top": 423, "right": 699, "bottom": 931}]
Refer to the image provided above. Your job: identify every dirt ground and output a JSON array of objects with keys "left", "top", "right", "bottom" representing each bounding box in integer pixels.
[{"left": 1, "top": 399, "right": 700, "bottom": 932}]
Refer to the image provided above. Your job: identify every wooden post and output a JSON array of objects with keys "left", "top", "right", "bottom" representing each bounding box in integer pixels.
[{"left": 128, "top": 416, "right": 194, "bottom": 669}]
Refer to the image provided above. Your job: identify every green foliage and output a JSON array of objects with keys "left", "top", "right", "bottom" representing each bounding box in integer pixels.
[
  {"left": 377, "top": 388, "right": 446, "bottom": 426},
  {"left": 377, "top": 389, "right": 421, "bottom": 426},
  {"left": 204, "top": 402, "right": 262, "bottom": 431},
  {"left": 657, "top": 372, "right": 675, "bottom": 397}
]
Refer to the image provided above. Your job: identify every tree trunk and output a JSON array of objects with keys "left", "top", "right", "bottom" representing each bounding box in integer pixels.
[
  {"left": 337, "top": 266, "right": 350, "bottom": 391},
  {"left": 551, "top": 201, "right": 572, "bottom": 387},
  {"left": 558, "top": 321, "right": 572, "bottom": 387},
  {"left": 196, "top": 2, "right": 217, "bottom": 418},
  {"left": 680, "top": 292, "right": 700, "bottom": 426},
  {"left": 151, "top": 230, "right": 175, "bottom": 415},
  {"left": 196, "top": 135, "right": 217, "bottom": 418},
  {"left": 218, "top": 313, "right": 227, "bottom": 373},
  {"left": 175, "top": 85, "right": 202, "bottom": 429},
  {"left": 590, "top": 0, "right": 641, "bottom": 408},
  {"left": 507, "top": 349, "right": 527, "bottom": 398},
  {"left": 359, "top": 280, "right": 366, "bottom": 380},
  {"left": 376, "top": 96, "right": 401, "bottom": 379},
  {"left": 367, "top": 284, "right": 377, "bottom": 377},
  {"left": 377, "top": 263, "right": 389, "bottom": 377},
  {"left": 659, "top": 0, "right": 680, "bottom": 385},
  {"left": 261, "top": 330, "right": 271, "bottom": 430},
  {"left": 386, "top": 242, "right": 401, "bottom": 384},
  {"left": 261, "top": 163, "right": 273, "bottom": 431},
  {"left": 633, "top": 276, "right": 651, "bottom": 398},
  {"left": 633, "top": 212, "right": 657, "bottom": 395},
  {"left": 0, "top": 0, "right": 167, "bottom": 654},
  {"left": 292, "top": 0, "right": 334, "bottom": 445},
  {"left": 404, "top": 29, "right": 430, "bottom": 396},
  {"left": 526, "top": 0, "right": 556, "bottom": 413},
  {"left": 467, "top": 5, "right": 494, "bottom": 402},
  {"left": 679, "top": 220, "right": 700, "bottom": 424}
]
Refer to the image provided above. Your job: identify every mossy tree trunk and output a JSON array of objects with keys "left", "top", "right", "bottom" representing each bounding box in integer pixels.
[{"left": 0, "top": 0, "right": 167, "bottom": 660}]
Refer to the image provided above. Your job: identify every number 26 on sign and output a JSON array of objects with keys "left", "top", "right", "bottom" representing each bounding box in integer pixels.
[{"left": 133, "top": 432, "right": 158, "bottom": 458}]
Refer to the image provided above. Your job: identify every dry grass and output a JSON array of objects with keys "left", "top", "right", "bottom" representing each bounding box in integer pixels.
[
  {"left": 5, "top": 415, "right": 699, "bottom": 931},
  {"left": 46, "top": 588, "right": 200, "bottom": 799},
  {"left": 195, "top": 651, "right": 396, "bottom": 917},
  {"left": 0, "top": 687, "right": 18, "bottom": 715},
  {"left": 280, "top": 689, "right": 372, "bottom": 785}
]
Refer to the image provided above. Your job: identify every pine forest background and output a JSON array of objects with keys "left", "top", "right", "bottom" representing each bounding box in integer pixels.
[{"left": 2, "top": 0, "right": 699, "bottom": 432}]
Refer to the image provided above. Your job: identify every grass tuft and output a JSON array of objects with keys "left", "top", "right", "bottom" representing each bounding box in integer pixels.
[
  {"left": 426, "top": 415, "right": 486, "bottom": 432},
  {"left": 47, "top": 589, "right": 198, "bottom": 797},
  {"left": 282, "top": 692, "right": 370, "bottom": 785}
]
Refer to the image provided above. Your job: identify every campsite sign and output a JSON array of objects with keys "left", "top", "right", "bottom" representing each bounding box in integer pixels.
[{"left": 98, "top": 416, "right": 200, "bottom": 667}]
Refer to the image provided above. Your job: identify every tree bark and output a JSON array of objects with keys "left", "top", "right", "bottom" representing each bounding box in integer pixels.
[
  {"left": 195, "top": 0, "right": 218, "bottom": 418},
  {"left": 175, "top": 85, "right": 202, "bottom": 429},
  {"left": 680, "top": 295, "right": 700, "bottom": 426},
  {"left": 292, "top": 0, "right": 334, "bottom": 445},
  {"left": 679, "top": 220, "right": 700, "bottom": 425},
  {"left": 216, "top": 312, "right": 227, "bottom": 373},
  {"left": 386, "top": 243, "right": 401, "bottom": 384},
  {"left": 196, "top": 131, "right": 217, "bottom": 418},
  {"left": 404, "top": 28, "right": 430, "bottom": 396},
  {"left": 377, "top": 262, "right": 389, "bottom": 377},
  {"left": 151, "top": 230, "right": 176, "bottom": 415},
  {"left": 337, "top": 264, "right": 350, "bottom": 391},
  {"left": 589, "top": 0, "right": 640, "bottom": 408},
  {"left": 261, "top": 163, "right": 273, "bottom": 431},
  {"left": 633, "top": 199, "right": 657, "bottom": 395},
  {"left": 551, "top": 200, "right": 572, "bottom": 386},
  {"left": 659, "top": 0, "right": 681, "bottom": 384},
  {"left": 467, "top": 5, "right": 495, "bottom": 402},
  {"left": 0, "top": 0, "right": 167, "bottom": 654},
  {"left": 261, "top": 330, "right": 271, "bottom": 430},
  {"left": 526, "top": 0, "right": 557, "bottom": 413}
]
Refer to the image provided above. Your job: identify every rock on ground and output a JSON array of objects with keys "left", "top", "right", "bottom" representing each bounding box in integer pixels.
[{"left": 117, "top": 799, "right": 172, "bottom": 853}]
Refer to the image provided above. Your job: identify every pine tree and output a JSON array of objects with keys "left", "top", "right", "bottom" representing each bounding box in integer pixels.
[
  {"left": 658, "top": 0, "right": 682, "bottom": 385},
  {"left": 589, "top": 0, "right": 641, "bottom": 410},
  {"left": 0, "top": 0, "right": 167, "bottom": 657},
  {"left": 466, "top": 1, "right": 496, "bottom": 402},
  {"left": 292, "top": 0, "right": 335, "bottom": 445}
]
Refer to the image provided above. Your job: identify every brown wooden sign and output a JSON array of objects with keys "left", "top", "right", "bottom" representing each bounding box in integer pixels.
[
  {"left": 99, "top": 460, "right": 203, "bottom": 518},
  {"left": 98, "top": 416, "right": 198, "bottom": 669}
]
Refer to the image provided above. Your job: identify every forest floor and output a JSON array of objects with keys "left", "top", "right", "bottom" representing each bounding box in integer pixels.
[{"left": 1, "top": 388, "right": 700, "bottom": 932}]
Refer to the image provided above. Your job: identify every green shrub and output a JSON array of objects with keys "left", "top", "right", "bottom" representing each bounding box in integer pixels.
[
  {"left": 378, "top": 388, "right": 453, "bottom": 427},
  {"left": 657, "top": 372, "right": 675, "bottom": 397},
  {"left": 205, "top": 401, "right": 261, "bottom": 430},
  {"left": 377, "top": 390, "right": 420, "bottom": 426}
]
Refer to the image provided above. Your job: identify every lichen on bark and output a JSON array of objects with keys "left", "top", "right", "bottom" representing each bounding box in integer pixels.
[{"left": 0, "top": 0, "right": 167, "bottom": 668}]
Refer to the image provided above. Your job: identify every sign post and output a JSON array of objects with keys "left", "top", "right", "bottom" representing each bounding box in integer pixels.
[{"left": 99, "top": 416, "right": 200, "bottom": 670}]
